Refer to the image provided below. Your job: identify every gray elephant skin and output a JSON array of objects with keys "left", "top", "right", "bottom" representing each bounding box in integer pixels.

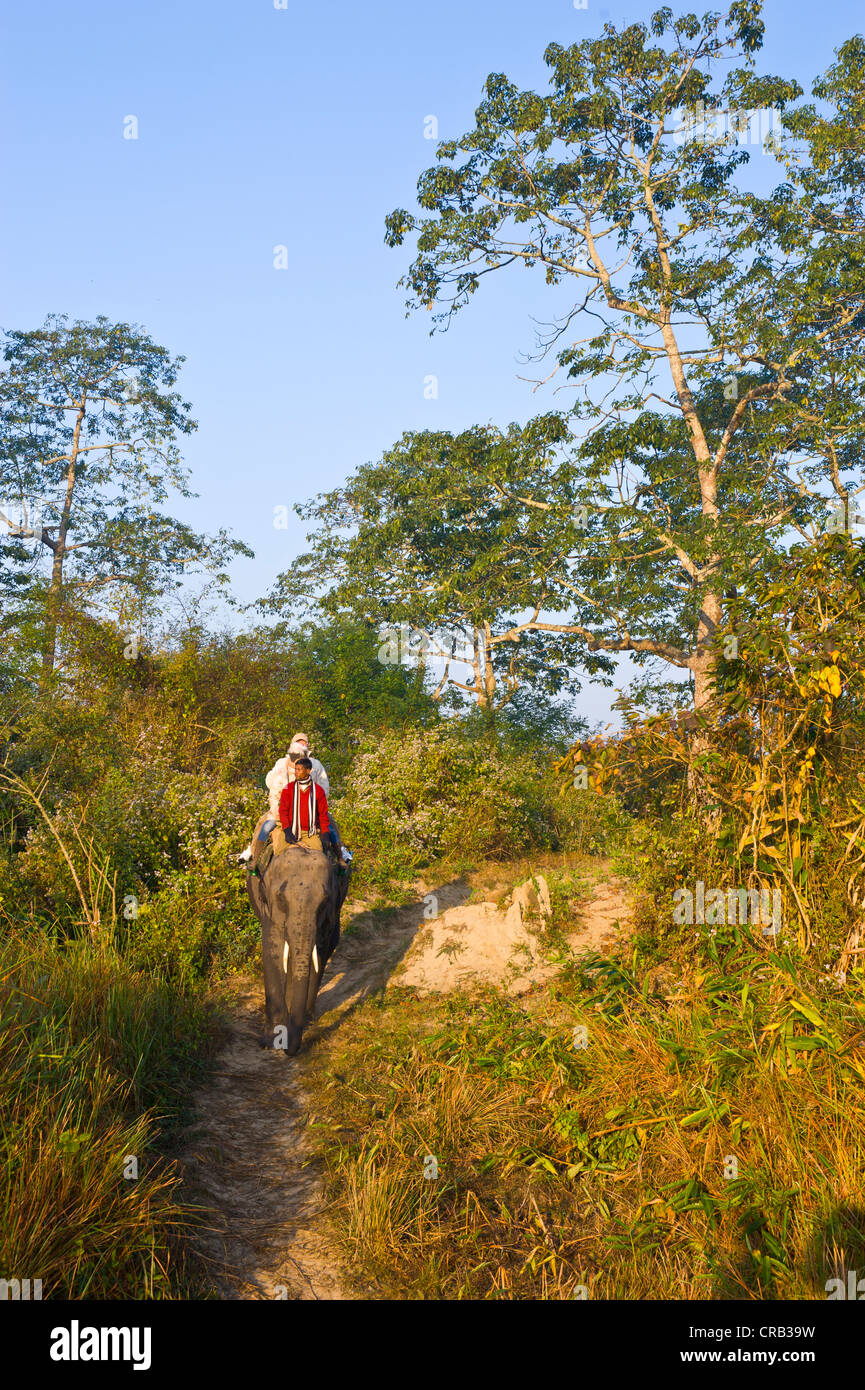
[{"left": 246, "top": 842, "right": 350, "bottom": 1055}]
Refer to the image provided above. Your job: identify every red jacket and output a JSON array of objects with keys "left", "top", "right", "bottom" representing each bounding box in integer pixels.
[{"left": 279, "top": 779, "right": 330, "bottom": 836}]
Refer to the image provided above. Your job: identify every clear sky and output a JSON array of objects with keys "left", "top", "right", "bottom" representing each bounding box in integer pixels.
[{"left": 1, "top": 0, "right": 861, "bottom": 725}]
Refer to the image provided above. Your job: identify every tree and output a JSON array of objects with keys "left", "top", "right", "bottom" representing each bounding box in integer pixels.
[
  {"left": 385, "top": 3, "right": 865, "bottom": 710},
  {"left": 262, "top": 417, "right": 615, "bottom": 716},
  {"left": 0, "top": 315, "right": 252, "bottom": 687},
  {"left": 140, "top": 618, "right": 437, "bottom": 784},
  {"left": 282, "top": 619, "right": 437, "bottom": 759}
]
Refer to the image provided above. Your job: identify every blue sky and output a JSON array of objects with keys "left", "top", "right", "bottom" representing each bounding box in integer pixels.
[{"left": 1, "top": 0, "right": 861, "bottom": 724}]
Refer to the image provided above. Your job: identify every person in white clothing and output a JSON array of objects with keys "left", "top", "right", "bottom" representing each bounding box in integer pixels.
[{"left": 265, "top": 733, "right": 330, "bottom": 816}]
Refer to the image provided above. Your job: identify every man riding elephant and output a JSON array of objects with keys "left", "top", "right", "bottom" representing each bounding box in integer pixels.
[
  {"left": 241, "top": 733, "right": 349, "bottom": 872},
  {"left": 246, "top": 764, "right": 351, "bottom": 1054}
]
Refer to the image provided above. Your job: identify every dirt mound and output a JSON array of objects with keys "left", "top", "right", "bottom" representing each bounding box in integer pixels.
[
  {"left": 392, "top": 872, "right": 633, "bottom": 997},
  {"left": 392, "top": 874, "right": 553, "bottom": 996}
]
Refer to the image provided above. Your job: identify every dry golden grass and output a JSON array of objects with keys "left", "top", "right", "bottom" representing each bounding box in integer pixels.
[
  {"left": 306, "top": 910, "right": 865, "bottom": 1300},
  {"left": 0, "top": 926, "right": 225, "bottom": 1298}
]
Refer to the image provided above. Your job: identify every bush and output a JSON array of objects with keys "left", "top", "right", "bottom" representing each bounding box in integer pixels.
[{"left": 334, "top": 722, "right": 586, "bottom": 887}]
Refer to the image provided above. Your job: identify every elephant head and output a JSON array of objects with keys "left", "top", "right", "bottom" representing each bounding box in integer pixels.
[{"left": 247, "top": 842, "right": 350, "bottom": 1056}]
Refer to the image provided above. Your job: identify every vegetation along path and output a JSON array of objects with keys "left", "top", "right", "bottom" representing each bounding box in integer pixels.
[{"left": 179, "top": 857, "right": 633, "bottom": 1299}]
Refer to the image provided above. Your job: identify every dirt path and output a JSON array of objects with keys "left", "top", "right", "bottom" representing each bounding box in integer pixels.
[
  {"left": 179, "top": 979, "right": 345, "bottom": 1299},
  {"left": 179, "top": 864, "right": 632, "bottom": 1299},
  {"left": 178, "top": 878, "right": 470, "bottom": 1299}
]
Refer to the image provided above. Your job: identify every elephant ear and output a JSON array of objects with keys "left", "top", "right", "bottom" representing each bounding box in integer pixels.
[
  {"left": 258, "top": 838, "right": 277, "bottom": 876},
  {"left": 336, "top": 865, "right": 351, "bottom": 913}
]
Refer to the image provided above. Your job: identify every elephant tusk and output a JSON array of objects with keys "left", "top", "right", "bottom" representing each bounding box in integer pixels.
[
  {"left": 283, "top": 941, "right": 289, "bottom": 973},
  {"left": 312, "top": 944, "right": 319, "bottom": 973}
]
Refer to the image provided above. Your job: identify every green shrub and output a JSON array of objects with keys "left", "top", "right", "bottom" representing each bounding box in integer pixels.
[{"left": 334, "top": 724, "right": 564, "bottom": 885}]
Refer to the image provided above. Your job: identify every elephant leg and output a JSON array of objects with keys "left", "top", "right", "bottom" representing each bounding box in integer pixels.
[
  {"left": 328, "top": 912, "right": 341, "bottom": 958},
  {"left": 332, "top": 867, "right": 351, "bottom": 951}
]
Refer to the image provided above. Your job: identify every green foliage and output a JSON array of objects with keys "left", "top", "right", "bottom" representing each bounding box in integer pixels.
[
  {"left": 385, "top": 4, "right": 865, "bottom": 705},
  {"left": 273, "top": 620, "right": 437, "bottom": 778},
  {"left": 562, "top": 534, "right": 865, "bottom": 967},
  {"left": 0, "top": 593, "right": 593, "bottom": 1294},
  {"left": 334, "top": 722, "right": 584, "bottom": 887},
  {"left": 0, "top": 314, "right": 251, "bottom": 684},
  {"left": 263, "top": 419, "right": 614, "bottom": 714},
  {"left": 308, "top": 891, "right": 865, "bottom": 1299},
  {"left": 4, "top": 6, "right": 865, "bottom": 1306}
]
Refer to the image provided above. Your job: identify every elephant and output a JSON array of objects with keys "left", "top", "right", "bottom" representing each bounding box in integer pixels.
[{"left": 246, "top": 840, "right": 351, "bottom": 1056}]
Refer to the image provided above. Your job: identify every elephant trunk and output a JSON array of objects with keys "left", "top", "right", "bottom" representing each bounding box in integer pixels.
[
  {"left": 286, "top": 956, "right": 311, "bottom": 1054},
  {"left": 282, "top": 904, "right": 318, "bottom": 1056}
]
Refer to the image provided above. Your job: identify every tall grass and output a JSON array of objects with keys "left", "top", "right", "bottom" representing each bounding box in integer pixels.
[
  {"left": 309, "top": 904, "right": 865, "bottom": 1299},
  {"left": 0, "top": 924, "right": 227, "bottom": 1298}
]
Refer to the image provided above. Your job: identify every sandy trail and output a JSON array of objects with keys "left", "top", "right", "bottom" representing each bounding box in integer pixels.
[
  {"left": 178, "top": 879, "right": 470, "bottom": 1299},
  {"left": 179, "top": 865, "right": 631, "bottom": 1299},
  {"left": 179, "top": 979, "right": 345, "bottom": 1299}
]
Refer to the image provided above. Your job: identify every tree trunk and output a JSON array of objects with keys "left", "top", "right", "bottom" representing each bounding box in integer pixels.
[
  {"left": 692, "top": 588, "right": 722, "bottom": 711},
  {"left": 470, "top": 628, "right": 488, "bottom": 710},
  {"left": 657, "top": 294, "right": 721, "bottom": 719},
  {"left": 40, "top": 539, "right": 66, "bottom": 688},
  {"left": 39, "top": 399, "right": 85, "bottom": 689},
  {"left": 481, "top": 622, "right": 497, "bottom": 710}
]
